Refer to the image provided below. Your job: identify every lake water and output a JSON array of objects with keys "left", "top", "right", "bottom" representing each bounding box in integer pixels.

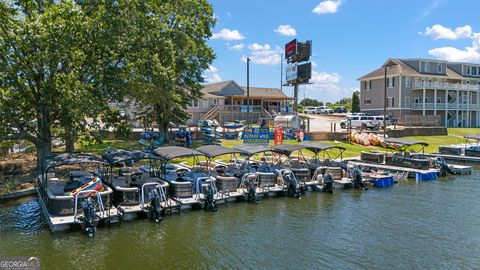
[{"left": 1, "top": 171, "right": 480, "bottom": 269}]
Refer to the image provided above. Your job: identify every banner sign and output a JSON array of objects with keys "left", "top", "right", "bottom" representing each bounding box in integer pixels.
[
  {"left": 285, "top": 63, "right": 297, "bottom": 83},
  {"left": 274, "top": 124, "right": 283, "bottom": 146},
  {"left": 243, "top": 127, "right": 270, "bottom": 145}
]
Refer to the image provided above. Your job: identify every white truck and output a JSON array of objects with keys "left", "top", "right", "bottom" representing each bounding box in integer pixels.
[
  {"left": 315, "top": 106, "right": 334, "bottom": 114},
  {"left": 340, "top": 115, "right": 379, "bottom": 129}
]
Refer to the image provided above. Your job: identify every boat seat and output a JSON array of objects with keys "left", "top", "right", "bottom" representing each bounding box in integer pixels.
[
  {"left": 69, "top": 171, "right": 92, "bottom": 181},
  {"left": 216, "top": 175, "right": 238, "bottom": 191},
  {"left": 256, "top": 172, "right": 276, "bottom": 187},
  {"left": 291, "top": 168, "right": 310, "bottom": 182}
]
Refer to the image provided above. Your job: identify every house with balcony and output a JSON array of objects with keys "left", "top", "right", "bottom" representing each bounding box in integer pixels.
[
  {"left": 358, "top": 58, "right": 480, "bottom": 127},
  {"left": 186, "top": 80, "right": 294, "bottom": 125}
]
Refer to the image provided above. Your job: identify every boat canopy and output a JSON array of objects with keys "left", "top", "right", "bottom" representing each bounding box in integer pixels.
[
  {"left": 234, "top": 144, "right": 274, "bottom": 156},
  {"left": 102, "top": 148, "right": 158, "bottom": 165},
  {"left": 464, "top": 134, "right": 480, "bottom": 141},
  {"left": 299, "top": 141, "right": 346, "bottom": 155},
  {"left": 45, "top": 153, "right": 107, "bottom": 171},
  {"left": 154, "top": 146, "right": 204, "bottom": 160},
  {"left": 270, "top": 144, "right": 307, "bottom": 157},
  {"left": 195, "top": 145, "right": 244, "bottom": 159},
  {"left": 384, "top": 138, "right": 429, "bottom": 147}
]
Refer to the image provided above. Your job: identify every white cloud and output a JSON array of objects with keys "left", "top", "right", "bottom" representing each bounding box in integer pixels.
[
  {"left": 312, "top": 0, "right": 342, "bottom": 14},
  {"left": 274, "top": 25, "right": 297, "bottom": 37},
  {"left": 227, "top": 43, "right": 244, "bottom": 51},
  {"left": 424, "top": 25, "right": 480, "bottom": 63},
  {"left": 300, "top": 71, "right": 355, "bottom": 102},
  {"left": 241, "top": 43, "right": 283, "bottom": 65},
  {"left": 420, "top": 24, "right": 472, "bottom": 40},
  {"left": 212, "top": 28, "right": 245, "bottom": 41},
  {"left": 428, "top": 47, "right": 480, "bottom": 62},
  {"left": 203, "top": 65, "right": 222, "bottom": 83}
]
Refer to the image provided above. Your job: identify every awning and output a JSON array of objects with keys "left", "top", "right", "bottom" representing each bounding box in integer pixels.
[
  {"left": 234, "top": 144, "right": 273, "bottom": 156},
  {"left": 383, "top": 138, "right": 429, "bottom": 147},
  {"left": 299, "top": 141, "right": 346, "bottom": 155},
  {"left": 45, "top": 153, "right": 107, "bottom": 171},
  {"left": 270, "top": 144, "right": 307, "bottom": 157},
  {"left": 102, "top": 148, "right": 157, "bottom": 165},
  {"left": 195, "top": 145, "right": 244, "bottom": 158},
  {"left": 154, "top": 146, "right": 204, "bottom": 160},
  {"left": 464, "top": 134, "right": 480, "bottom": 141}
]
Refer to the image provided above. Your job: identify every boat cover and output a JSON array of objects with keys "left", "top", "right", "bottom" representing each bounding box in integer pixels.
[
  {"left": 45, "top": 153, "right": 107, "bottom": 171},
  {"left": 102, "top": 148, "right": 157, "bottom": 165},
  {"left": 299, "top": 141, "right": 346, "bottom": 155},
  {"left": 154, "top": 146, "right": 204, "bottom": 160},
  {"left": 383, "top": 138, "right": 429, "bottom": 147},
  {"left": 196, "top": 145, "right": 244, "bottom": 158},
  {"left": 464, "top": 134, "right": 480, "bottom": 141}
]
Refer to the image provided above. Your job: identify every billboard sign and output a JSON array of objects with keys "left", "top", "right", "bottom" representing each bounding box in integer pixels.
[
  {"left": 285, "top": 63, "right": 297, "bottom": 83},
  {"left": 243, "top": 127, "right": 270, "bottom": 145},
  {"left": 285, "top": 39, "right": 297, "bottom": 60}
]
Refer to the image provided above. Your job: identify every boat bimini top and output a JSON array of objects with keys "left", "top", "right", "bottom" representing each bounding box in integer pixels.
[{"left": 383, "top": 138, "right": 428, "bottom": 154}]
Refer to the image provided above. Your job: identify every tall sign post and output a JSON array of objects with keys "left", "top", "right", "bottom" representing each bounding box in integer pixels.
[
  {"left": 246, "top": 57, "right": 251, "bottom": 126},
  {"left": 284, "top": 39, "right": 312, "bottom": 114}
]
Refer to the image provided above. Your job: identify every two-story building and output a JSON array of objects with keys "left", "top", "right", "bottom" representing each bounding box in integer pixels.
[
  {"left": 359, "top": 58, "right": 480, "bottom": 127},
  {"left": 186, "top": 80, "right": 294, "bottom": 124}
]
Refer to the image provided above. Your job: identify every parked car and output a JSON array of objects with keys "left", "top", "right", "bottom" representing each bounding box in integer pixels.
[
  {"left": 372, "top": 115, "right": 394, "bottom": 127},
  {"left": 334, "top": 107, "right": 347, "bottom": 113},
  {"left": 316, "top": 106, "right": 334, "bottom": 114},
  {"left": 340, "top": 115, "right": 379, "bottom": 129},
  {"left": 303, "top": 107, "right": 316, "bottom": 114}
]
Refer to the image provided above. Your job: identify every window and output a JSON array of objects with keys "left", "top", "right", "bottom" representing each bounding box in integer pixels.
[
  {"left": 364, "top": 99, "right": 371, "bottom": 105},
  {"left": 363, "top": 81, "right": 367, "bottom": 90},
  {"left": 190, "top": 99, "right": 199, "bottom": 108},
  {"left": 424, "top": 97, "right": 429, "bottom": 103},
  {"left": 213, "top": 99, "right": 218, "bottom": 105},
  {"left": 405, "top": 77, "right": 411, "bottom": 87},
  {"left": 437, "top": 97, "right": 442, "bottom": 103},
  {"left": 405, "top": 96, "right": 411, "bottom": 107},
  {"left": 387, "top": 77, "right": 395, "bottom": 88},
  {"left": 203, "top": 99, "right": 209, "bottom": 108},
  {"left": 424, "top": 62, "right": 430, "bottom": 72},
  {"left": 473, "top": 66, "right": 478, "bottom": 76},
  {"left": 414, "top": 97, "right": 420, "bottom": 104},
  {"left": 387, "top": 97, "right": 395, "bottom": 107},
  {"left": 467, "top": 65, "right": 472, "bottom": 75},
  {"left": 437, "top": 63, "right": 442, "bottom": 73},
  {"left": 369, "top": 80, "right": 372, "bottom": 89}
]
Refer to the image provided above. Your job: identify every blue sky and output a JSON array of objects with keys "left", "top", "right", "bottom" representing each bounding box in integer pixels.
[{"left": 204, "top": 0, "right": 480, "bottom": 102}]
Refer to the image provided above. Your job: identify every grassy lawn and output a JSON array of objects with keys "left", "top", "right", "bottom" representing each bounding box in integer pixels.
[{"left": 72, "top": 127, "right": 480, "bottom": 161}]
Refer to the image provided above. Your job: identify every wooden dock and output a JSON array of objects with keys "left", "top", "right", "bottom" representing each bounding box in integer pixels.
[
  {"left": 347, "top": 161, "right": 438, "bottom": 175},
  {"left": 417, "top": 153, "right": 480, "bottom": 165}
]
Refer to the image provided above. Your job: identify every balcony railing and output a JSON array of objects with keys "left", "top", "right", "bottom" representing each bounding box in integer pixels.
[
  {"left": 412, "top": 81, "right": 479, "bottom": 91},
  {"left": 410, "top": 103, "right": 478, "bottom": 110}
]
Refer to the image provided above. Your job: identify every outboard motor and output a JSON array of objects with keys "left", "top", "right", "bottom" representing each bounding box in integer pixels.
[
  {"left": 204, "top": 184, "right": 218, "bottom": 212},
  {"left": 322, "top": 172, "right": 334, "bottom": 194},
  {"left": 435, "top": 158, "right": 453, "bottom": 176},
  {"left": 282, "top": 170, "right": 301, "bottom": 198},
  {"left": 352, "top": 167, "right": 368, "bottom": 190},
  {"left": 244, "top": 174, "right": 258, "bottom": 202},
  {"left": 81, "top": 197, "right": 97, "bottom": 237},
  {"left": 148, "top": 189, "right": 164, "bottom": 223}
]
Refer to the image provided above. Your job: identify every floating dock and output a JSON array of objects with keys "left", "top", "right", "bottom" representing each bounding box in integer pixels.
[{"left": 417, "top": 153, "right": 480, "bottom": 165}]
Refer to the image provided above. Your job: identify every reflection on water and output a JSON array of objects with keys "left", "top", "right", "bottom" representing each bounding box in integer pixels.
[{"left": 1, "top": 171, "right": 480, "bottom": 269}]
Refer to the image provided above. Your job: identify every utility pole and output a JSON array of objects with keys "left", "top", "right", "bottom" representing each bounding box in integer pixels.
[
  {"left": 247, "top": 57, "right": 250, "bottom": 126},
  {"left": 280, "top": 53, "right": 283, "bottom": 92},
  {"left": 293, "top": 84, "right": 299, "bottom": 114},
  {"left": 384, "top": 65, "right": 387, "bottom": 138}
]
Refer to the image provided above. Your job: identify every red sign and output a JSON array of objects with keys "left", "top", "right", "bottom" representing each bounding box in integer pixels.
[
  {"left": 274, "top": 124, "right": 283, "bottom": 146},
  {"left": 285, "top": 39, "right": 297, "bottom": 59}
]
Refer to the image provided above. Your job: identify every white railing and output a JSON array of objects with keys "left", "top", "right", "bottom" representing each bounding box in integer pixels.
[
  {"left": 412, "top": 81, "right": 479, "bottom": 91},
  {"left": 410, "top": 103, "right": 478, "bottom": 110}
]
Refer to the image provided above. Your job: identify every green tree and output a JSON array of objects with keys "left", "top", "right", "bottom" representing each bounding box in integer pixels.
[
  {"left": 124, "top": 0, "right": 216, "bottom": 138},
  {"left": 300, "top": 98, "right": 320, "bottom": 107},
  {"left": 352, "top": 91, "right": 360, "bottom": 113}
]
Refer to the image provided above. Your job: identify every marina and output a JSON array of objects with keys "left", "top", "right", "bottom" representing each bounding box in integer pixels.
[
  {"left": 1, "top": 169, "right": 480, "bottom": 269},
  {"left": 28, "top": 137, "right": 477, "bottom": 236}
]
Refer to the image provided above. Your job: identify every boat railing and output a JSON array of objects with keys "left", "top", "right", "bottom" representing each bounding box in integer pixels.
[
  {"left": 140, "top": 182, "right": 168, "bottom": 210},
  {"left": 73, "top": 190, "right": 106, "bottom": 222}
]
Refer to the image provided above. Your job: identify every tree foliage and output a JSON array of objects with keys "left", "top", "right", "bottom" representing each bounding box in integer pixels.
[
  {"left": 352, "top": 91, "right": 360, "bottom": 113},
  {"left": 300, "top": 98, "right": 320, "bottom": 107},
  {"left": 0, "top": 0, "right": 215, "bottom": 171}
]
